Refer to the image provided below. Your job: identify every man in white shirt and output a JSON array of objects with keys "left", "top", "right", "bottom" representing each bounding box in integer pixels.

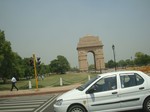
[{"left": 10, "top": 76, "right": 18, "bottom": 91}]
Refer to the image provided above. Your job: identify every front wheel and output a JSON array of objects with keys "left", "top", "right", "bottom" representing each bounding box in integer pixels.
[
  {"left": 144, "top": 97, "right": 150, "bottom": 112},
  {"left": 68, "top": 105, "right": 87, "bottom": 112}
]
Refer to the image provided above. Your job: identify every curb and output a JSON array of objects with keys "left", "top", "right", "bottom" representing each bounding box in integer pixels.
[
  {"left": 0, "top": 89, "right": 70, "bottom": 98},
  {"left": 0, "top": 84, "right": 80, "bottom": 98}
]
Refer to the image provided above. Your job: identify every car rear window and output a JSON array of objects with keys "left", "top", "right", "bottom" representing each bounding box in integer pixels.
[{"left": 120, "top": 73, "right": 144, "bottom": 88}]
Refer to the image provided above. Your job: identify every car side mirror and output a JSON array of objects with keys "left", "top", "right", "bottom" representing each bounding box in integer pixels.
[{"left": 86, "top": 85, "right": 96, "bottom": 94}]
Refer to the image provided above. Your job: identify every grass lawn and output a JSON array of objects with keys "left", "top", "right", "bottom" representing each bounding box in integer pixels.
[{"left": 0, "top": 73, "right": 97, "bottom": 91}]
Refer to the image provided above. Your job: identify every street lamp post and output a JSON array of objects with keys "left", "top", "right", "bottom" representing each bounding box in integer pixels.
[{"left": 112, "top": 45, "right": 117, "bottom": 71}]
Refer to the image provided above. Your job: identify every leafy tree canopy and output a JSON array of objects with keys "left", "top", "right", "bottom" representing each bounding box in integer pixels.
[
  {"left": 50, "top": 55, "right": 70, "bottom": 74},
  {"left": 0, "top": 30, "right": 14, "bottom": 83},
  {"left": 106, "top": 52, "right": 150, "bottom": 69},
  {"left": 134, "top": 52, "right": 150, "bottom": 66}
]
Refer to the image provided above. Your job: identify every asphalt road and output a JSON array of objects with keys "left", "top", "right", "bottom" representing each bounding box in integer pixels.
[
  {"left": 0, "top": 94, "right": 59, "bottom": 112},
  {"left": 0, "top": 93, "right": 143, "bottom": 112}
]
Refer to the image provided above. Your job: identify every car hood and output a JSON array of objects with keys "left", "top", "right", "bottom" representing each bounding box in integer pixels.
[{"left": 57, "top": 88, "right": 86, "bottom": 101}]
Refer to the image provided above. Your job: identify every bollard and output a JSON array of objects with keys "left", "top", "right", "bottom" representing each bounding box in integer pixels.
[
  {"left": 60, "top": 77, "right": 63, "bottom": 86},
  {"left": 29, "top": 80, "right": 32, "bottom": 89},
  {"left": 88, "top": 75, "right": 91, "bottom": 80}
]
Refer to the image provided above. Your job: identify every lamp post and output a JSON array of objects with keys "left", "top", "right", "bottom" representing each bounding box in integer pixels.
[{"left": 112, "top": 45, "right": 117, "bottom": 71}]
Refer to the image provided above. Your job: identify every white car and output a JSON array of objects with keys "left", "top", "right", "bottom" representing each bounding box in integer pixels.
[{"left": 54, "top": 71, "right": 150, "bottom": 112}]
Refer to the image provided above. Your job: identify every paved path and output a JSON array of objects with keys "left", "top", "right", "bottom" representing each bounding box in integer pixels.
[{"left": 0, "top": 84, "right": 80, "bottom": 98}]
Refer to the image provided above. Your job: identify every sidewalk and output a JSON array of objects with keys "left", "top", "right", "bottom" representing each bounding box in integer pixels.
[{"left": 0, "top": 84, "right": 81, "bottom": 98}]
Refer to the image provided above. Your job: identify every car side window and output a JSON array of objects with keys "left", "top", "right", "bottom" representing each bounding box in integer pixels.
[
  {"left": 120, "top": 73, "right": 144, "bottom": 88},
  {"left": 135, "top": 73, "right": 144, "bottom": 85},
  {"left": 92, "top": 75, "right": 117, "bottom": 93}
]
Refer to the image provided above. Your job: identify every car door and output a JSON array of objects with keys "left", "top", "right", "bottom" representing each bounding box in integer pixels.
[
  {"left": 86, "top": 75, "right": 120, "bottom": 112},
  {"left": 119, "top": 72, "right": 146, "bottom": 108}
]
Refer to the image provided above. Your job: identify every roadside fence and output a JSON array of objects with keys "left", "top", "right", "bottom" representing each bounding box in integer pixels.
[{"left": 25, "top": 75, "right": 92, "bottom": 89}]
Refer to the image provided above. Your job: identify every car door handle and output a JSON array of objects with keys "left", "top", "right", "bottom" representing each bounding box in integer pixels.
[
  {"left": 139, "top": 87, "right": 144, "bottom": 90},
  {"left": 112, "top": 92, "right": 118, "bottom": 94}
]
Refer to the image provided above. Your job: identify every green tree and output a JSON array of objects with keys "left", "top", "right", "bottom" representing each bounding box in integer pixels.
[
  {"left": 0, "top": 30, "right": 14, "bottom": 83},
  {"left": 125, "top": 59, "right": 134, "bottom": 67},
  {"left": 11, "top": 52, "right": 24, "bottom": 79},
  {"left": 39, "top": 63, "right": 50, "bottom": 75},
  {"left": 88, "top": 64, "right": 95, "bottom": 70},
  {"left": 22, "top": 58, "right": 34, "bottom": 79},
  {"left": 70, "top": 66, "right": 79, "bottom": 72},
  {"left": 118, "top": 59, "right": 134, "bottom": 68},
  {"left": 106, "top": 60, "right": 116, "bottom": 68},
  {"left": 134, "top": 52, "right": 150, "bottom": 66},
  {"left": 118, "top": 60, "right": 127, "bottom": 68},
  {"left": 50, "top": 55, "right": 70, "bottom": 74}
]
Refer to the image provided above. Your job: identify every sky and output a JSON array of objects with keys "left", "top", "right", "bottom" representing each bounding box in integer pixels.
[{"left": 0, "top": 0, "right": 150, "bottom": 67}]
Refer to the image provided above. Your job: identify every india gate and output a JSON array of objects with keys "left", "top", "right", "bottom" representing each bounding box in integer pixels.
[{"left": 77, "top": 35, "right": 105, "bottom": 71}]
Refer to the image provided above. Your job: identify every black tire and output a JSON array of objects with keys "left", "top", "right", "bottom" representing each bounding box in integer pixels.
[
  {"left": 68, "top": 105, "right": 87, "bottom": 112},
  {"left": 144, "top": 97, "right": 150, "bottom": 112}
]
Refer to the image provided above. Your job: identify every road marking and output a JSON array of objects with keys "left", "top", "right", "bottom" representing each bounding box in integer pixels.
[
  {"left": 2, "top": 99, "right": 47, "bottom": 103},
  {"left": 40, "top": 95, "right": 59, "bottom": 112},
  {"left": 0, "top": 94, "right": 61, "bottom": 112},
  {"left": 0, "top": 104, "right": 39, "bottom": 109},
  {"left": 0, "top": 102, "right": 43, "bottom": 106},
  {"left": 34, "top": 94, "right": 59, "bottom": 112},
  {"left": 0, "top": 108, "right": 34, "bottom": 112}
]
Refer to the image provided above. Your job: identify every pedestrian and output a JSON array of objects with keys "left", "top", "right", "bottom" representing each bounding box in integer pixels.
[
  {"left": 10, "top": 76, "right": 18, "bottom": 91},
  {"left": 42, "top": 74, "right": 44, "bottom": 80}
]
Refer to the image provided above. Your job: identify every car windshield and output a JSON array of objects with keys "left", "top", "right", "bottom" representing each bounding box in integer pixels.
[{"left": 77, "top": 76, "right": 99, "bottom": 91}]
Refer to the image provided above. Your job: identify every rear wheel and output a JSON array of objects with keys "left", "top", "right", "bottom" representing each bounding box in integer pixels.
[
  {"left": 144, "top": 97, "right": 150, "bottom": 112},
  {"left": 68, "top": 105, "right": 87, "bottom": 112}
]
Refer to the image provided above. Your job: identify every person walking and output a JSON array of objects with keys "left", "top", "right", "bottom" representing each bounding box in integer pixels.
[{"left": 10, "top": 76, "right": 18, "bottom": 91}]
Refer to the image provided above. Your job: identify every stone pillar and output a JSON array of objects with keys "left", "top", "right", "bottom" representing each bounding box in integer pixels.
[
  {"left": 78, "top": 51, "right": 88, "bottom": 71},
  {"left": 95, "top": 48, "right": 105, "bottom": 70}
]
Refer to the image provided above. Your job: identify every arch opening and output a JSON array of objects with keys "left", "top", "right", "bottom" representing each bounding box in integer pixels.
[{"left": 87, "top": 51, "right": 96, "bottom": 71}]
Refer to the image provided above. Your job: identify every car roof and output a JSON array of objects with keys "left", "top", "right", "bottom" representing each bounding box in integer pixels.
[{"left": 97, "top": 70, "right": 142, "bottom": 77}]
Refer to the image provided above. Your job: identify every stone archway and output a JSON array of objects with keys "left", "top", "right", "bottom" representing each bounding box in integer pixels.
[{"left": 77, "top": 35, "right": 105, "bottom": 71}]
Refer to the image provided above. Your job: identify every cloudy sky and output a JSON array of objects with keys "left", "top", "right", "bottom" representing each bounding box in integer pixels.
[{"left": 0, "top": 0, "right": 150, "bottom": 67}]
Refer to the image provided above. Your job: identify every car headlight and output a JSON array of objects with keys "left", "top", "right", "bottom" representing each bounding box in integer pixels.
[{"left": 55, "top": 99, "right": 63, "bottom": 106}]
